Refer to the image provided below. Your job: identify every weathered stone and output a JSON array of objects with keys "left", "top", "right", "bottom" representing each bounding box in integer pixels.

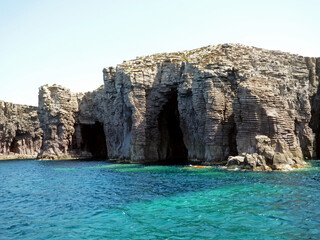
[
  {"left": 1, "top": 43, "right": 320, "bottom": 171},
  {"left": 0, "top": 101, "right": 42, "bottom": 159},
  {"left": 99, "top": 44, "right": 317, "bottom": 169},
  {"left": 37, "top": 85, "right": 81, "bottom": 159},
  {"left": 227, "top": 156, "right": 245, "bottom": 168},
  {"left": 37, "top": 85, "right": 107, "bottom": 159}
]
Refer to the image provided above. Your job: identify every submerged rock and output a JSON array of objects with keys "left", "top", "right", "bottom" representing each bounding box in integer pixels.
[{"left": 227, "top": 156, "right": 245, "bottom": 168}]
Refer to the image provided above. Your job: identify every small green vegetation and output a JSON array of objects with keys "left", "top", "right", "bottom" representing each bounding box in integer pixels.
[{"left": 97, "top": 84, "right": 104, "bottom": 90}]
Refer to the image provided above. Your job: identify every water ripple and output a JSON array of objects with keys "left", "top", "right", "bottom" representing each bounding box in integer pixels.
[{"left": 0, "top": 160, "right": 319, "bottom": 239}]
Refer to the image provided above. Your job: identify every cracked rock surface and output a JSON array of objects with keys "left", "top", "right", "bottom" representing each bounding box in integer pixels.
[
  {"left": 0, "top": 101, "right": 42, "bottom": 159},
  {"left": 103, "top": 44, "right": 319, "bottom": 169},
  {"left": 1, "top": 44, "right": 320, "bottom": 170}
]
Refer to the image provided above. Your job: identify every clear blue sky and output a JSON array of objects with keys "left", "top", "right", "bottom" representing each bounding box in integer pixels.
[{"left": 1, "top": 0, "right": 319, "bottom": 106}]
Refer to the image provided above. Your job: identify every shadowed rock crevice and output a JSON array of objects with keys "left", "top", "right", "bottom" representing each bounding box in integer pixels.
[
  {"left": 0, "top": 101, "right": 42, "bottom": 159},
  {"left": 157, "top": 90, "right": 188, "bottom": 164},
  {"left": 228, "top": 118, "right": 238, "bottom": 156},
  {"left": 9, "top": 131, "right": 29, "bottom": 154},
  {"left": 81, "top": 122, "right": 107, "bottom": 158},
  {"left": 72, "top": 122, "right": 107, "bottom": 158},
  {"left": 310, "top": 57, "right": 320, "bottom": 157}
]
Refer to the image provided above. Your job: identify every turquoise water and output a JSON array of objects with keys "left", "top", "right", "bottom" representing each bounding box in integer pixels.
[{"left": 0, "top": 160, "right": 319, "bottom": 240}]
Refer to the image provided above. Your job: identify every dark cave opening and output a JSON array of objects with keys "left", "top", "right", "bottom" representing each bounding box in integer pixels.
[
  {"left": 157, "top": 90, "right": 188, "bottom": 165},
  {"left": 9, "top": 138, "right": 18, "bottom": 153},
  {"left": 9, "top": 130, "right": 27, "bottom": 154},
  {"left": 78, "top": 122, "right": 108, "bottom": 158},
  {"left": 228, "top": 119, "right": 238, "bottom": 156}
]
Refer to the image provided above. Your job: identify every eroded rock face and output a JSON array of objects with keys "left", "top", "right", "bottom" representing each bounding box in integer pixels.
[
  {"left": 37, "top": 85, "right": 107, "bottom": 159},
  {"left": 37, "top": 85, "right": 82, "bottom": 159},
  {"left": 102, "top": 44, "right": 319, "bottom": 170},
  {"left": 103, "top": 46, "right": 239, "bottom": 163},
  {"left": 73, "top": 87, "right": 107, "bottom": 158},
  {"left": 2, "top": 43, "right": 319, "bottom": 170},
  {"left": 0, "top": 101, "right": 42, "bottom": 159},
  {"left": 233, "top": 77, "right": 307, "bottom": 170}
]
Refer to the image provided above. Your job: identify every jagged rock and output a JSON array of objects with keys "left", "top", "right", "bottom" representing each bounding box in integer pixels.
[
  {"left": 37, "top": 85, "right": 82, "bottom": 159},
  {"left": 227, "top": 156, "right": 245, "bottom": 168},
  {"left": 0, "top": 101, "right": 42, "bottom": 159},
  {"left": 73, "top": 88, "right": 107, "bottom": 158},
  {"left": 101, "top": 44, "right": 319, "bottom": 169},
  {"left": 1, "top": 43, "right": 320, "bottom": 170},
  {"left": 103, "top": 45, "right": 239, "bottom": 163},
  {"left": 37, "top": 85, "right": 107, "bottom": 159},
  {"left": 228, "top": 135, "right": 304, "bottom": 170}
]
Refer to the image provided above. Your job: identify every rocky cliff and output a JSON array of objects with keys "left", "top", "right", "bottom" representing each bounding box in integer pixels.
[
  {"left": 37, "top": 85, "right": 107, "bottom": 159},
  {"left": 0, "top": 101, "right": 42, "bottom": 159},
  {"left": 1, "top": 44, "right": 320, "bottom": 170},
  {"left": 102, "top": 44, "right": 319, "bottom": 170},
  {"left": 37, "top": 85, "right": 81, "bottom": 159}
]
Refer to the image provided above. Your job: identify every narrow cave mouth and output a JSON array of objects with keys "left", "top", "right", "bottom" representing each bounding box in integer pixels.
[
  {"left": 157, "top": 90, "right": 188, "bottom": 165},
  {"left": 228, "top": 118, "right": 238, "bottom": 156},
  {"left": 9, "top": 138, "right": 18, "bottom": 153},
  {"left": 9, "top": 130, "right": 28, "bottom": 154},
  {"left": 80, "top": 122, "right": 107, "bottom": 158}
]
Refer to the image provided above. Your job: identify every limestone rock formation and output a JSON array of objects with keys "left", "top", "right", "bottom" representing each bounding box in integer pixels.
[
  {"left": 73, "top": 87, "right": 107, "bottom": 159},
  {"left": 37, "top": 85, "right": 82, "bottom": 159},
  {"left": 1, "top": 43, "right": 319, "bottom": 170},
  {"left": 37, "top": 85, "right": 107, "bottom": 159},
  {"left": 102, "top": 44, "right": 319, "bottom": 169},
  {"left": 0, "top": 101, "right": 42, "bottom": 159},
  {"left": 102, "top": 45, "right": 239, "bottom": 163}
]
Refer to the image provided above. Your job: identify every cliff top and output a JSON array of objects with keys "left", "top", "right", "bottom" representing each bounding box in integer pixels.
[
  {"left": 0, "top": 100, "right": 38, "bottom": 110},
  {"left": 104, "top": 43, "right": 309, "bottom": 73}
]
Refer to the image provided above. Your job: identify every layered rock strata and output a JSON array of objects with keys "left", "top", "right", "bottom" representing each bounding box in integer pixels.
[
  {"left": 0, "top": 101, "right": 42, "bottom": 159},
  {"left": 1, "top": 44, "right": 319, "bottom": 170},
  {"left": 102, "top": 44, "right": 319, "bottom": 169},
  {"left": 37, "top": 85, "right": 107, "bottom": 159},
  {"left": 37, "top": 85, "right": 82, "bottom": 159}
]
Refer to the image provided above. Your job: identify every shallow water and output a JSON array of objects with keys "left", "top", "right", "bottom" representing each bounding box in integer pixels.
[{"left": 0, "top": 160, "right": 319, "bottom": 240}]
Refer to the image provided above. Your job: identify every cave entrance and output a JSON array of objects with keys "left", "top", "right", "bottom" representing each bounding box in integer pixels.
[
  {"left": 78, "top": 122, "right": 107, "bottom": 158},
  {"left": 157, "top": 90, "right": 188, "bottom": 165},
  {"left": 10, "top": 138, "right": 19, "bottom": 153},
  {"left": 9, "top": 130, "right": 27, "bottom": 154}
]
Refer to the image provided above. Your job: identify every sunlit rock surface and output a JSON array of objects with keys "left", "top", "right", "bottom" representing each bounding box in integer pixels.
[
  {"left": 0, "top": 101, "right": 42, "bottom": 159},
  {"left": 1, "top": 44, "right": 320, "bottom": 170},
  {"left": 102, "top": 44, "right": 319, "bottom": 170},
  {"left": 37, "top": 85, "right": 107, "bottom": 159}
]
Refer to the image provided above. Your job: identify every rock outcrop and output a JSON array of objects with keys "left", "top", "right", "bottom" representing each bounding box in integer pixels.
[
  {"left": 37, "top": 85, "right": 82, "bottom": 159},
  {"left": 1, "top": 43, "right": 320, "bottom": 170},
  {"left": 37, "top": 85, "right": 107, "bottom": 159},
  {"left": 102, "top": 44, "right": 319, "bottom": 169},
  {"left": 0, "top": 101, "right": 42, "bottom": 159}
]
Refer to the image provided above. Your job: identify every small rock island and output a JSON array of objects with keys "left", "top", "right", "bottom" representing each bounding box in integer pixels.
[{"left": 1, "top": 44, "right": 320, "bottom": 170}]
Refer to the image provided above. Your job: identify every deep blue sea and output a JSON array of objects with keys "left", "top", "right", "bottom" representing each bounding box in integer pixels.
[{"left": 0, "top": 160, "right": 319, "bottom": 240}]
